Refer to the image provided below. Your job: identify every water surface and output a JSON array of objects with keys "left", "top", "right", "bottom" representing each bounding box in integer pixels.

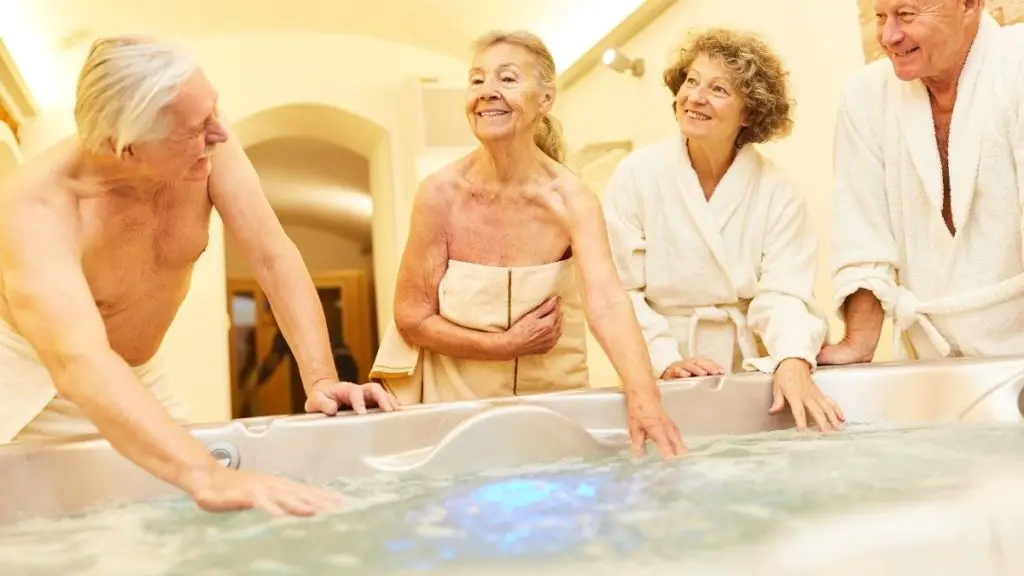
[{"left": 3, "top": 422, "right": 1023, "bottom": 575}]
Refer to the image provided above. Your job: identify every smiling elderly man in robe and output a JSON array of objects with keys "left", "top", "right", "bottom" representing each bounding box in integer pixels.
[{"left": 819, "top": 0, "right": 1024, "bottom": 364}]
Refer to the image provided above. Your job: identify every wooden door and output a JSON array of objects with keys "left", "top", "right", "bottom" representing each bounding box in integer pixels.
[
  {"left": 311, "top": 270, "right": 376, "bottom": 384},
  {"left": 226, "top": 270, "right": 377, "bottom": 419},
  {"left": 226, "top": 279, "right": 292, "bottom": 417}
]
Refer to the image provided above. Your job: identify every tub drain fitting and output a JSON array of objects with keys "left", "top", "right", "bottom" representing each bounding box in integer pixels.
[{"left": 207, "top": 441, "right": 241, "bottom": 469}]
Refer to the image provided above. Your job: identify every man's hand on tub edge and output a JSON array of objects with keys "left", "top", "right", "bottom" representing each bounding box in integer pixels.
[{"left": 304, "top": 380, "right": 401, "bottom": 415}]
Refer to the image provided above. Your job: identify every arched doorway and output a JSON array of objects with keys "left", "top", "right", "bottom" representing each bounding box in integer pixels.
[{"left": 227, "top": 103, "right": 390, "bottom": 418}]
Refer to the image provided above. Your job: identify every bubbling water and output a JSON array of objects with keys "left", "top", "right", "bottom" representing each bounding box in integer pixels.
[{"left": 3, "top": 422, "right": 1024, "bottom": 575}]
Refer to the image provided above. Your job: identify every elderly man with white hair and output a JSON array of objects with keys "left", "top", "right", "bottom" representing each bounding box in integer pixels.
[
  {"left": 819, "top": 0, "right": 1024, "bottom": 365},
  {"left": 0, "top": 36, "right": 398, "bottom": 516}
]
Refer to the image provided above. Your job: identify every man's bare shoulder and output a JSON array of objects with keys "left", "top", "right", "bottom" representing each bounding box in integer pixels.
[
  {"left": 0, "top": 140, "right": 81, "bottom": 235},
  {"left": 4, "top": 138, "right": 79, "bottom": 195}
]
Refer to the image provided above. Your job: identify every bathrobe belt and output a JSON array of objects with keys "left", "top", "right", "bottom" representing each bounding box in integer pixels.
[
  {"left": 889, "top": 272, "right": 1024, "bottom": 357},
  {"left": 650, "top": 301, "right": 760, "bottom": 363}
]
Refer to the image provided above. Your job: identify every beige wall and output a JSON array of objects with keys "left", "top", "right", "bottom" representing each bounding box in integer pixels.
[
  {"left": 244, "top": 138, "right": 372, "bottom": 231},
  {"left": 161, "top": 217, "right": 232, "bottom": 422},
  {"left": 226, "top": 223, "right": 374, "bottom": 279},
  {"left": 0, "top": 122, "right": 19, "bottom": 181},
  {"left": 556, "top": 0, "right": 891, "bottom": 386}
]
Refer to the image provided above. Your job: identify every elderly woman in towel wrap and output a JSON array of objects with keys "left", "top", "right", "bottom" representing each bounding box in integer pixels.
[
  {"left": 603, "top": 29, "right": 844, "bottom": 433},
  {"left": 369, "top": 30, "right": 685, "bottom": 458}
]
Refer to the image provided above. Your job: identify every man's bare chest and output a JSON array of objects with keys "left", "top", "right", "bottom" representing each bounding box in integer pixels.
[
  {"left": 931, "top": 106, "right": 951, "bottom": 157},
  {"left": 81, "top": 185, "right": 214, "bottom": 273}
]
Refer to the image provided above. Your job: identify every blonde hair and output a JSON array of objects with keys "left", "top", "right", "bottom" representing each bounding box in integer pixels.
[
  {"left": 473, "top": 30, "right": 566, "bottom": 164},
  {"left": 663, "top": 28, "right": 794, "bottom": 148},
  {"left": 75, "top": 36, "right": 198, "bottom": 155}
]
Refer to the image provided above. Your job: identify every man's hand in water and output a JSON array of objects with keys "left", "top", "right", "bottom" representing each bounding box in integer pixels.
[
  {"left": 626, "top": 390, "right": 687, "bottom": 458},
  {"left": 769, "top": 358, "right": 845, "bottom": 433},
  {"left": 185, "top": 467, "right": 342, "bottom": 516},
  {"left": 305, "top": 380, "right": 401, "bottom": 415}
]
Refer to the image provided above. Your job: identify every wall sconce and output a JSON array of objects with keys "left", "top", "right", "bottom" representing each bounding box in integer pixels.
[{"left": 602, "top": 48, "right": 645, "bottom": 78}]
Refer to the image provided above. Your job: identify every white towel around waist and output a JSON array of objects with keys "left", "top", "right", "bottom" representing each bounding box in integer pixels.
[{"left": 0, "top": 315, "right": 188, "bottom": 443}]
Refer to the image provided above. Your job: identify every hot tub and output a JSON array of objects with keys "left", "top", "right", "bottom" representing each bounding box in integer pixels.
[{"left": 2, "top": 356, "right": 1024, "bottom": 574}]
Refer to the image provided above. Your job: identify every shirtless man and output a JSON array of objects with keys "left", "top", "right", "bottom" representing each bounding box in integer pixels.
[{"left": 0, "top": 37, "right": 397, "bottom": 516}]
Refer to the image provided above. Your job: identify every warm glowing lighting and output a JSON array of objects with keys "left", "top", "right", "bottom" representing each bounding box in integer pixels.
[
  {"left": 601, "top": 48, "right": 645, "bottom": 77},
  {"left": 273, "top": 188, "right": 373, "bottom": 221},
  {"left": 1, "top": 0, "right": 649, "bottom": 107},
  {"left": 0, "top": 2, "right": 62, "bottom": 108},
  {"left": 526, "top": 0, "right": 647, "bottom": 73}
]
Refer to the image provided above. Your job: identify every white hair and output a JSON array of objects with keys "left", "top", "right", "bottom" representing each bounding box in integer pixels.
[{"left": 74, "top": 36, "right": 199, "bottom": 155}]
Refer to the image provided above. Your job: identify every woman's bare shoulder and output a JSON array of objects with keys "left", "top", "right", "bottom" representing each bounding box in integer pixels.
[
  {"left": 552, "top": 162, "right": 601, "bottom": 212},
  {"left": 416, "top": 153, "right": 479, "bottom": 209}
]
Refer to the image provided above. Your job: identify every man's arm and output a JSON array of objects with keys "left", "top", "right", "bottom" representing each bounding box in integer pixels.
[
  {"left": 827, "top": 90, "right": 896, "bottom": 360},
  {"left": 391, "top": 177, "right": 513, "bottom": 360},
  {"left": 837, "top": 290, "right": 885, "bottom": 356},
  {"left": 208, "top": 125, "right": 337, "bottom": 393},
  {"left": 1014, "top": 31, "right": 1024, "bottom": 257},
  {"left": 0, "top": 194, "right": 219, "bottom": 492}
]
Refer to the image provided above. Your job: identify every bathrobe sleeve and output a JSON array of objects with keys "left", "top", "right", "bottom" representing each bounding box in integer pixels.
[
  {"left": 1015, "top": 39, "right": 1024, "bottom": 257},
  {"left": 746, "top": 180, "right": 828, "bottom": 372},
  {"left": 1018, "top": 71, "right": 1024, "bottom": 264},
  {"left": 602, "top": 160, "right": 683, "bottom": 378},
  {"left": 829, "top": 91, "right": 901, "bottom": 315}
]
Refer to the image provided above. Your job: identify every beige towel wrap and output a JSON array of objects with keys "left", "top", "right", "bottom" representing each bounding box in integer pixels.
[{"left": 370, "top": 258, "right": 590, "bottom": 404}]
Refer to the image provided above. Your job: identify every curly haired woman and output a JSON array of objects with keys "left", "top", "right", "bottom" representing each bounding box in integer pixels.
[{"left": 603, "top": 28, "right": 844, "bottom": 433}]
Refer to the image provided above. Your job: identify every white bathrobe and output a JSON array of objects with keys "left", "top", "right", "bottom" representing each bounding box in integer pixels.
[
  {"left": 603, "top": 136, "right": 827, "bottom": 378},
  {"left": 831, "top": 14, "right": 1024, "bottom": 359}
]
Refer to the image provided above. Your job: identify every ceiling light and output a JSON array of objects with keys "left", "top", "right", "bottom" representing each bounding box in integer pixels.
[{"left": 602, "top": 48, "right": 645, "bottom": 78}]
